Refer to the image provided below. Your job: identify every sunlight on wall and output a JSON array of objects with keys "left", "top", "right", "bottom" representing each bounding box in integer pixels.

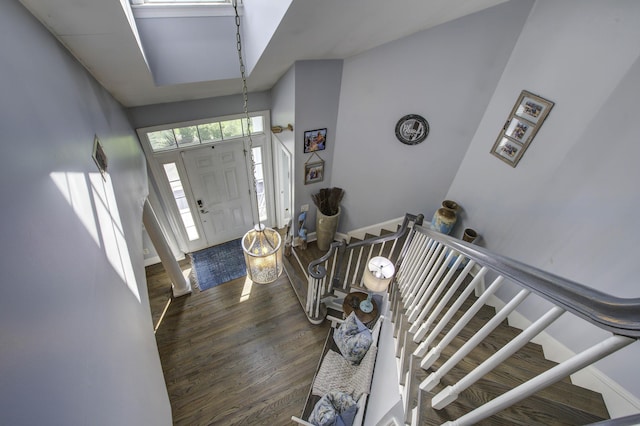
[
  {"left": 50, "top": 171, "right": 141, "bottom": 303},
  {"left": 239, "top": 276, "right": 253, "bottom": 302},
  {"left": 50, "top": 172, "right": 100, "bottom": 246}
]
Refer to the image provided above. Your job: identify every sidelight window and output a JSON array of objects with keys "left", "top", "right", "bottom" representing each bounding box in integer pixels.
[{"left": 163, "top": 163, "right": 199, "bottom": 241}]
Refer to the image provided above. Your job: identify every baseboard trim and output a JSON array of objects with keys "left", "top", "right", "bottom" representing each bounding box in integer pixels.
[
  {"left": 485, "top": 295, "right": 640, "bottom": 417},
  {"left": 144, "top": 255, "right": 161, "bottom": 266},
  {"left": 346, "top": 217, "right": 405, "bottom": 240}
]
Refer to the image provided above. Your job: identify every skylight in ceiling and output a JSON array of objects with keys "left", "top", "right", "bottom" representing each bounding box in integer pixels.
[
  {"left": 130, "top": 0, "right": 239, "bottom": 18},
  {"left": 133, "top": 0, "right": 230, "bottom": 4}
]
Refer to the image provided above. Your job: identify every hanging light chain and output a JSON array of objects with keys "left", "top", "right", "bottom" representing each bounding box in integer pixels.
[{"left": 233, "top": 0, "right": 261, "bottom": 227}]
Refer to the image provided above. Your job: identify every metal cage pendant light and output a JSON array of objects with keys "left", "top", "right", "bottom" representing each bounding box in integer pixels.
[{"left": 233, "top": 1, "right": 283, "bottom": 284}]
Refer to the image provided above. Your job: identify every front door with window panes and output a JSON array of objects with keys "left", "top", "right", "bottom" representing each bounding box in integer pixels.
[
  {"left": 138, "top": 112, "right": 275, "bottom": 253},
  {"left": 182, "top": 141, "right": 252, "bottom": 247}
]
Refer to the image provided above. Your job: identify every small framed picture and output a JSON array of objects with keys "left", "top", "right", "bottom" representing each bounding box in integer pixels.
[
  {"left": 303, "top": 128, "right": 327, "bottom": 153},
  {"left": 304, "top": 161, "right": 324, "bottom": 185},
  {"left": 514, "top": 92, "right": 553, "bottom": 125},
  {"left": 504, "top": 117, "right": 534, "bottom": 144},
  {"left": 495, "top": 137, "right": 523, "bottom": 162},
  {"left": 92, "top": 135, "right": 108, "bottom": 177},
  {"left": 491, "top": 90, "right": 554, "bottom": 167}
]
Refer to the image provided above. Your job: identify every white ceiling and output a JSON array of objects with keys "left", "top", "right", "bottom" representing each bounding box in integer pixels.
[{"left": 19, "top": 0, "right": 507, "bottom": 108}]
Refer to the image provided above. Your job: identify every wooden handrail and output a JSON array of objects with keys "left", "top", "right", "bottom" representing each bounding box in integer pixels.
[{"left": 416, "top": 226, "right": 640, "bottom": 338}]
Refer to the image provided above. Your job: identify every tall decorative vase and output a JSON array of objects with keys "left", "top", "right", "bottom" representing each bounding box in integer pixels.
[
  {"left": 316, "top": 207, "right": 341, "bottom": 251},
  {"left": 432, "top": 200, "right": 459, "bottom": 234}
]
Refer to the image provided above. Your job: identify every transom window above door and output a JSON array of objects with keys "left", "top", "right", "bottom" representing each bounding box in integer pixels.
[{"left": 147, "top": 116, "right": 264, "bottom": 152}]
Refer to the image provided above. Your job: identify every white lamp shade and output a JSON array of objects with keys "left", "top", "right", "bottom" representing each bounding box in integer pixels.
[
  {"left": 242, "top": 224, "right": 283, "bottom": 284},
  {"left": 363, "top": 256, "right": 395, "bottom": 292}
]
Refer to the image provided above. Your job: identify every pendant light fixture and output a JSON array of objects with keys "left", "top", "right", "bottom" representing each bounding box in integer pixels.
[{"left": 233, "top": 0, "right": 283, "bottom": 284}]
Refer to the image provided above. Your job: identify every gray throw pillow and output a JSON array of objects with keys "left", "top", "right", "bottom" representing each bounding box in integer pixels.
[
  {"left": 333, "top": 312, "right": 372, "bottom": 364},
  {"left": 308, "top": 391, "right": 358, "bottom": 426}
]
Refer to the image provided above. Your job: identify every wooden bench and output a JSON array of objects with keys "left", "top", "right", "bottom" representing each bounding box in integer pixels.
[{"left": 291, "top": 314, "right": 384, "bottom": 426}]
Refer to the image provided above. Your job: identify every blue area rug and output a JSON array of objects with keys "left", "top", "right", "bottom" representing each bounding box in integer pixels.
[{"left": 191, "top": 238, "right": 246, "bottom": 291}]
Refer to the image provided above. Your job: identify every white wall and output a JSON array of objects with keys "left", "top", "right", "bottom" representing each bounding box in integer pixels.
[
  {"left": 293, "top": 60, "right": 343, "bottom": 233},
  {"left": 271, "top": 64, "right": 296, "bottom": 141},
  {"left": 272, "top": 60, "right": 343, "bottom": 237},
  {"left": 0, "top": 2, "right": 171, "bottom": 424},
  {"left": 243, "top": 0, "right": 293, "bottom": 75},
  {"left": 447, "top": 0, "right": 640, "bottom": 398},
  {"left": 135, "top": 15, "right": 239, "bottom": 85},
  {"left": 331, "top": 0, "right": 534, "bottom": 232}
]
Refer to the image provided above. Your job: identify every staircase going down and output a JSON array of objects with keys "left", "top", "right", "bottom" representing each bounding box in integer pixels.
[{"left": 284, "top": 213, "right": 640, "bottom": 425}]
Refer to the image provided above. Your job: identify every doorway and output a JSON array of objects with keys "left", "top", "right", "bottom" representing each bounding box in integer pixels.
[{"left": 137, "top": 111, "right": 279, "bottom": 255}]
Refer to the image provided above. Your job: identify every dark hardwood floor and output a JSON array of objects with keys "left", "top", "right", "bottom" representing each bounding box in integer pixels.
[{"left": 145, "top": 257, "right": 330, "bottom": 425}]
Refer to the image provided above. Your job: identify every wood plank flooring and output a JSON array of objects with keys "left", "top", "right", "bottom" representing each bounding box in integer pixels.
[{"left": 145, "top": 257, "right": 329, "bottom": 425}]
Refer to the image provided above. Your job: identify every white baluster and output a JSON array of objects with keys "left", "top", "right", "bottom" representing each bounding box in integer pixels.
[
  {"left": 343, "top": 248, "right": 355, "bottom": 291},
  {"left": 441, "top": 335, "right": 634, "bottom": 426},
  {"left": 421, "top": 289, "right": 530, "bottom": 391},
  {"left": 408, "top": 254, "right": 465, "bottom": 334},
  {"left": 405, "top": 240, "right": 439, "bottom": 306},
  {"left": 400, "top": 235, "right": 430, "bottom": 293},
  {"left": 412, "top": 264, "right": 484, "bottom": 345},
  {"left": 431, "top": 305, "right": 564, "bottom": 409},
  {"left": 407, "top": 249, "right": 457, "bottom": 323},
  {"left": 351, "top": 247, "right": 364, "bottom": 287},
  {"left": 418, "top": 276, "right": 504, "bottom": 369},
  {"left": 414, "top": 271, "right": 497, "bottom": 357}
]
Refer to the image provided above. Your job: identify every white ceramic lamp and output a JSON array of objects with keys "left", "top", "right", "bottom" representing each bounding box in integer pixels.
[{"left": 360, "top": 256, "right": 395, "bottom": 313}]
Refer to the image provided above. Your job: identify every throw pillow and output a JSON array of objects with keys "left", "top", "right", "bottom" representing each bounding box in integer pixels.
[
  {"left": 333, "top": 312, "right": 372, "bottom": 364},
  {"left": 308, "top": 391, "right": 358, "bottom": 426}
]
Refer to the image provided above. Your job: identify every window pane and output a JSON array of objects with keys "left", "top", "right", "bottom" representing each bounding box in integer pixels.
[
  {"left": 198, "top": 122, "right": 223, "bottom": 143},
  {"left": 174, "top": 126, "right": 200, "bottom": 147},
  {"left": 251, "top": 146, "right": 262, "bottom": 164},
  {"left": 185, "top": 226, "right": 199, "bottom": 241},
  {"left": 241, "top": 118, "right": 263, "bottom": 135},
  {"left": 250, "top": 116, "right": 263, "bottom": 134},
  {"left": 253, "top": 164, "right": 264, "bottom": 181},
  {"left": 175, "top": 197, "right": 189, "bottom": 211},
  {"left": 169, "top": 180, "right": 185, "bottom": 198},
  {"left": 148, "top": 130, "right": 177, "bottom": 152},
  {"left": 163, "top": 162, "right": 180, "bottom": 181},
  {"left": 163, "top": 163, "right": 199, "bottom": 241},
  {"left": 220, "top": 119, "right": 243, "bottom": 139},
  {"left": 145, "top": 0, "right": 229, "bottom": 3}
]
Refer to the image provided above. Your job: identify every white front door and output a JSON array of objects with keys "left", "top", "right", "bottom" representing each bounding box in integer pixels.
[{"left": 181, "top": 141, "right": 253, "bottom": 249}]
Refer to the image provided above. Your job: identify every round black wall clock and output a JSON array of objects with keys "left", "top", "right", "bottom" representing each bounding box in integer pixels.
[{"left": 395, "top": 114, "right": 429, "bottom": 145}]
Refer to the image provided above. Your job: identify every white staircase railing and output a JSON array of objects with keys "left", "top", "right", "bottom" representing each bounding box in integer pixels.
[
  {"left": 390, "top": 224, "right": 640, "bottom": 425},
  {"left": 301, "top": 215, "right": 640, "bottom": 424}
]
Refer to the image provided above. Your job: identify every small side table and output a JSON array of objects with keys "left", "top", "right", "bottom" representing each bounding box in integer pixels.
[{"left": 343, "top": 292, "right": 379, "bottom": 326}]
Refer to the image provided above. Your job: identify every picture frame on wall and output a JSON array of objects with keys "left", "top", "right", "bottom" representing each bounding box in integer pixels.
[
  {"left": 303, "top": 128, "right": 327, "bottom": 153},
  {"left": 304, "top": 161, "right": 324, "bottom": 185},
  {"left": 491, "top": 90, "right": 554, "bottom": 167},
  {"left": 92, "top": 135, "right": 108, "bottom": 178}
]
